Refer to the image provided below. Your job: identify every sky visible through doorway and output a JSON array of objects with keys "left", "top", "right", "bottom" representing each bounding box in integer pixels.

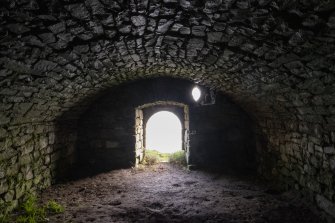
[{"left": 146, "top": 111, "right": 182, "bottom": 153}]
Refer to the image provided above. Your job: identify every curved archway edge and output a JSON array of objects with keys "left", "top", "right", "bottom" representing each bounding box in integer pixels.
[{"left": 135, "top": 101, "right": 190, "bottom": 165}]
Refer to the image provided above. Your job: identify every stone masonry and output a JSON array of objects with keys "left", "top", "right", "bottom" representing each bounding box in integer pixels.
[
  {"left": 0, "top": 0, "right": 335, "bottom": 218},
  {"left": 75, "top": 78, "right": 256, "bottom": 177}
]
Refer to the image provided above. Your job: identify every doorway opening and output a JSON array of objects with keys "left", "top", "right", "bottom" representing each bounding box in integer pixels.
[
  {"left": 145, "top": 111, "right": 182, "bottom": 163},
  {"left": 134, "top": 101, "right": 190, "bottom": 166}
]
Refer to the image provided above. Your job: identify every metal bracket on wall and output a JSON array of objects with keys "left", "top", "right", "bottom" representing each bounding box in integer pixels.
[
  {"left": 200, "top": 89, "right": 216, "bottom": 106},
  {"left": 190, "top": 130, "right": 197, "bottom": 135}
]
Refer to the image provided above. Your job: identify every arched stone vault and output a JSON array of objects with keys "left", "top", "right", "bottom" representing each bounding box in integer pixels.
[{"left": 0, "top": 0, "right": 335, "bottom": 216}]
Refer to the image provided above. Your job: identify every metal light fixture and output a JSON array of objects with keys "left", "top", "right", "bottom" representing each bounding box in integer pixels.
[{"left": 192, "top": 86, "right": 201, "bottom": 102}]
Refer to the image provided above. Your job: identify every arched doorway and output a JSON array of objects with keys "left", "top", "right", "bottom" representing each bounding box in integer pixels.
[
  {"left": 145, "top": 111, "right": 182, "bottom": 153},
  {"left": 134, "top": 101, "right": 190, "bottom": 165}
]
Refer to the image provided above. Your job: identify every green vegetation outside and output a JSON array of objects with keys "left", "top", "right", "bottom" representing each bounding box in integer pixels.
[
  {"left": 0, "top": 194, "right": 64, "bottom": 223},
  {"left": 143, "top": 149, "right": 186, "bottom": 166}
]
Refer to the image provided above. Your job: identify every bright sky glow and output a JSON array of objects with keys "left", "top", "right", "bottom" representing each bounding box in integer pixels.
[
  {"left": 192, "top": 86, "right": 201, "bottom": 101},
  {"left": 145, "top": 111, "right": 182, "bottom": 153}
]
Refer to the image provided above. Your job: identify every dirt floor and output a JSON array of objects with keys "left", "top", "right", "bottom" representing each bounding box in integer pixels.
[{"left": 40, "top": 163, "right": 324, "bottom": 223}]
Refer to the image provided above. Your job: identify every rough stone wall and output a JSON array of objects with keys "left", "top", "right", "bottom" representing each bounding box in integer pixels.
[
  {"left": 135, "top": 108, "right": 144, "bottom": 165},
  {"left": 257, "top": 118, "right": 335, "bottom": 217},
  {"left": 0, "top": 0, "right": 334, "bottom": 216},
  {"left": 76, "top": 78, "right": 255, "bottom": 176},
  {"left": 0, "top": 123, "right": 54, "bottom": 210},
  {"left": 0, "top": 120, "right": 77, "bottom": 210}
]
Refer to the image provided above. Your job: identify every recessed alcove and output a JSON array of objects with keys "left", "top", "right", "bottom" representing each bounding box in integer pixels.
[{"left": 70, "top": 77, "right": 257, "bottom": 177}]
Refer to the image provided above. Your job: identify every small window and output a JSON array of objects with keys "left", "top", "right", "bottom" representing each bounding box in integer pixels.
[{"left": 192, "top": 86, "right": 201, "bottom": 102}]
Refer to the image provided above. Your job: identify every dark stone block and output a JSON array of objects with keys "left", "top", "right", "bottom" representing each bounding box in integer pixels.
[
  {"left": 39, "top": 33, "right": 56, "bottom": 44},
  {"left": 65, "top": 4, "right": 91, "bottom": 21},
  {"left": 192, "top": 26, "right": 206, "bottom": 37},
  {"left": 208, "top": 32, "right": 223, "bottom": 43},
  {"left": 7, "top": 24, "right": 30, "bottom": 34},
  {"left": 33, "top": 60, "right": 57, "bottom": 72},
  {"left": 48, "top": 22, "right": 66, "bottom": 34}
]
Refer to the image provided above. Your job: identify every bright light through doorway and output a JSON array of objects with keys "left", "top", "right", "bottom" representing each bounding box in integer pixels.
[{"left": 146, "top": 111, "right": 182, "bottom": 153}]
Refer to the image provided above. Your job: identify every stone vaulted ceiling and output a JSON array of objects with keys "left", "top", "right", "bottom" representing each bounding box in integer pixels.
[
  {"left": 1, "top": 0, "right": 335, "bottom": 216},
  {"left": 0, "top": 0, "right": 334, "bottom": 129}
]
